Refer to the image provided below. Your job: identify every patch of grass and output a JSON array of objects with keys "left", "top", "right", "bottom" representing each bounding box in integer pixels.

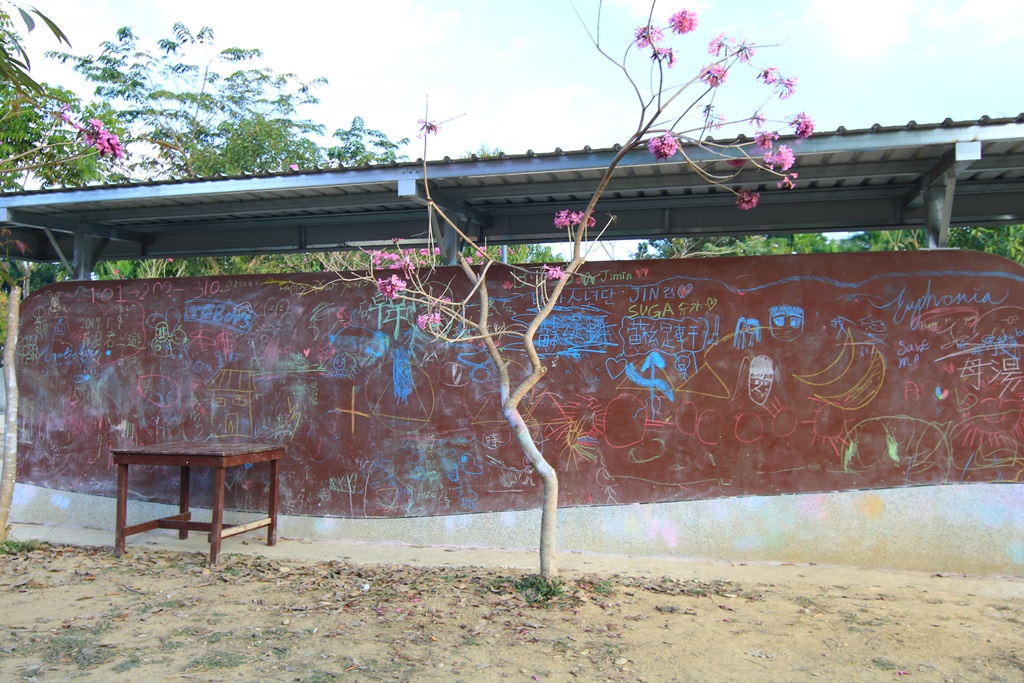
[
  {"left": 44, "top": 634, "right": 115, "bottom": 668},
  {"left": 188, "top": 651, "right": 246, "bottom": 670},
  {"left": 576, "top": 578, "right": 616, "bottom": 597},
  {"left": 551, "top": 637, "right": 573, "bottom": 654},
  {"left": 843, "top": 611, "right": 892, "bottom": 631},
  {"left": 794, "top": 595, "right": 825, "bottom": 611},
  {"left": 515, "top": 574, "right": 565, "bottom": 604},
  {"left": 0, "top": 539, "right": 40, "bottom": 555},
  {"left": 111, "top": 654, "right": 143, "bottom": 673},
  {"left": 304, "top": 672, "right": 338, "bottom": 683},
  {"left": 154, "top": 599, "right": 188, "bottom": 609},
  {"left": 871, "top": 657, "right": 898, "bottom": 670},
  {"left": 204, "top": 630, "right": 232, "bottom": 644}
]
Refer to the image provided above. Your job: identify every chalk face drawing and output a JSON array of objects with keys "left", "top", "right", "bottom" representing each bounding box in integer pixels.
[{"left": 14, "top": 251, "right": 1024, "bottom": 517}]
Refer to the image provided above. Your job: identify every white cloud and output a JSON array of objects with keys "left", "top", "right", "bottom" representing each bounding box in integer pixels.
[{"left": 799, "top": 0, "right": 916, "bottom": 62}]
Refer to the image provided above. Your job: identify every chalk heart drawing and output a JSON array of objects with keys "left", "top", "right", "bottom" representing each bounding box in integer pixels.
[{"left": 605, "top": 358, "right": 627, "bottom": 380}]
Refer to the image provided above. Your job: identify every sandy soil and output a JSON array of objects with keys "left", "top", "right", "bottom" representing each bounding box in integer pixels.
[{"left": 1, "top": 538, "right": 1023, "bottom": 683}]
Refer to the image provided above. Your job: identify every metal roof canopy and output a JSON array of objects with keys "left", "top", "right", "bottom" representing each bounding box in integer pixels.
[{"left": 1, "top": 115, "right": 1022, "bottom": 278}]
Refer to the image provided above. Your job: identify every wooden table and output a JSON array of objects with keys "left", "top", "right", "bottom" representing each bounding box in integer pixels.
[{"left": 112, "top": 443, "right": 284, "bottom": 566}]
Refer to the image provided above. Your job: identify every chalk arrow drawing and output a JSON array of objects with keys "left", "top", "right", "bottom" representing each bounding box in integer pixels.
[{"left": 625, "top": 350, "right": 675, "bottom": 401}]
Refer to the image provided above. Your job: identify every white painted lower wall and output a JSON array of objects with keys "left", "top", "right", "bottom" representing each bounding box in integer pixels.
[{"left": 11, "top": 482, "right": 1024, "bottom": 576}]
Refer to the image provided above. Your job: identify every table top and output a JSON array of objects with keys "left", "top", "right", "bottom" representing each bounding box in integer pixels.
[
  {"left": 112, "top": 442, "right": 283, "bottom": 457},
  {"left": 111, "top": 442, "right": 284, "bottom": 465}
]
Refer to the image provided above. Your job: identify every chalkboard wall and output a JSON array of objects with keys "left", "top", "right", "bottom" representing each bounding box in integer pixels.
[{"left": 15, "top": 250, "right": 1024, "bottom": 517}]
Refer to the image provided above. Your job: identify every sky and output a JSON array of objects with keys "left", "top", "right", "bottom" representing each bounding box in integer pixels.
[{"left": 18, "top": 0, "right": 1024, "bottom": 164}]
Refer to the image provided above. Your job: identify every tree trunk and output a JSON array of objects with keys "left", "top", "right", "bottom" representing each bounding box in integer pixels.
[
  {"left": 506, "top": 404, "right": 558, "bottom": 578},
  {"left": 0, "top": 286, "right": 21, "bottom": 542}
]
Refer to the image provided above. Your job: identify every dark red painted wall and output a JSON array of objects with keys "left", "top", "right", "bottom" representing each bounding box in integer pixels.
[{"left": 16, "top": 250, "right": 1024, "bottom": 516}]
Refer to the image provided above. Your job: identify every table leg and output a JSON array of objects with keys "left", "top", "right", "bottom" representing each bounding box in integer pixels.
[
  {"left": 178, "top": 466, "right": 190, "bottom": 540},
  {"left": 209, "top": 467, "right": 226, "bottom": 566},
  {"left": 114, "top": 463, "right": 128, "bottom": 556},
  {"left": 267, "top": 458, "right": 280, "bottom": 547}
]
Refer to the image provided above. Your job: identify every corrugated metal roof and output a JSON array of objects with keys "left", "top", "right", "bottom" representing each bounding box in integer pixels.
[{"left": 0, "top": 115, "right": 1022, "bottom": 273}]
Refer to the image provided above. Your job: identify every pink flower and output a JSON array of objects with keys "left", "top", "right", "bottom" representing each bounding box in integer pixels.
[
  {"left": 651, "top": 46, "right": 676, "bottom": 67},
  {"left": 668, "top": 10, "right": 698, "bottom": 34},
  {"left": 777, "top": 77, "right": 797, "bottom": 99},
  {"left": 574, "top": 211, "right": 595, "bottom": 227},
  {"left": 702, "top": 105, "right": 724, "bottom": 130},
  {"left": 750, "top": 109, "right": 766, "bottom": 128},
  {"left": 777, "top": 172, "right": 798, "bottom": 190},
  {"left": 763, "top": 144, "right": 795, "bottom": 171},
  {"left": 760, "top": 68, "right": 797, "bottom": 98},
  {"left": 758, "top": 67, "right": 779, "bottom": 85},
  {"left": 81, "top": 119, "right": 123, "bottom": 158},
  {"left": 708, "top": 32, "right": 730, "bottom": 57},
  {"left": 376, "top": 274, "right": 407, "bottom": 299},
  {"left": 736, "top": 190, "right": 759, "bottom": 210},
  {"left": 288, "top": 163, "right": 299, "bottom": 171},
  {"left": 416, "top": 312, "right": 442, "bottom": 329},
  {"left": 542, "top": 264, "right": 566, "bottom": 281},
  {"left": 418, "top": 119, "right": 440, "bottom": 137},
  {"left": 553, "top": 210, "right": 596, "bottom": 229},
  {"left": 734, "top": 40, "right": 755, "bottom": 63},
  {"left": 700, "top": 64, "right": 728, "bottom": 87},
  {"left": 96, "top": 131, "right": 124, "bottom": 158},
  {"left": 755, "top": 130, "right": 779, "bottom": 149},
  {"left": 791, "top": 112, "right": 815, "bottom": 138},
  {"left": 647, "top": 133, "right": 679, "bottom": 160},
  {"left": 634, "top": 24, "right": 664, "bottom": 48}
]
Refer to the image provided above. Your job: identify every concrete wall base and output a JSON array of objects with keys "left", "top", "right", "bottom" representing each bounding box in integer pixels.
[{"left": 10, "top": 482, "right": 1024, "bottom": 575}]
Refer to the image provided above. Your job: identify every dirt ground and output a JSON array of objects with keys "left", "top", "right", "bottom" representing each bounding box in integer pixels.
[{"left": 1, "top": 539, "right": 1023, "bottom": 683}]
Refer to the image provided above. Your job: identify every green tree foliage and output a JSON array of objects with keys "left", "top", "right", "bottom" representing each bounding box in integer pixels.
[
  {"left": 634, "top": 233, "right": 842, "bottom": 259},
  {"left": 0, "top": 81, "right": 124, "bottom": 189},
  {"left": 464, "top": 144, "right": 503, "bottom": 159},
  {"left": 91, "top": 253, "right": 321, "bottom": 281},
  {"left": 0, "top": 2, "right": 69, "bottom": 98},
  {"left": 47, "top": 22, "right": 411, "bottom": 280},
  {"left": 834, "top": 227, "right": 1024, "bottom": 264},
  {"left": 637, "top": 227, "right": 1024, "bottom": 264},
  {"left": 48, "top": 23, "right": 406, "bottom": 179},
  {"left": 948, "top": 226, "right": 1024, "bottom": 262},
  {"left": 328, "top": 116, "right": 408, "bottom": 166}
]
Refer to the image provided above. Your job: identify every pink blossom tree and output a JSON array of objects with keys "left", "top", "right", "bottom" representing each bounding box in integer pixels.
[
  {"left": 0, "top": 107, "right": 125, "bottom": 543},
  {"left": 0, "top": 4, "right": 124, "bottom": 540},
  {"left": 319, "top": 3, "right": 812, "bottom": 578}
]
